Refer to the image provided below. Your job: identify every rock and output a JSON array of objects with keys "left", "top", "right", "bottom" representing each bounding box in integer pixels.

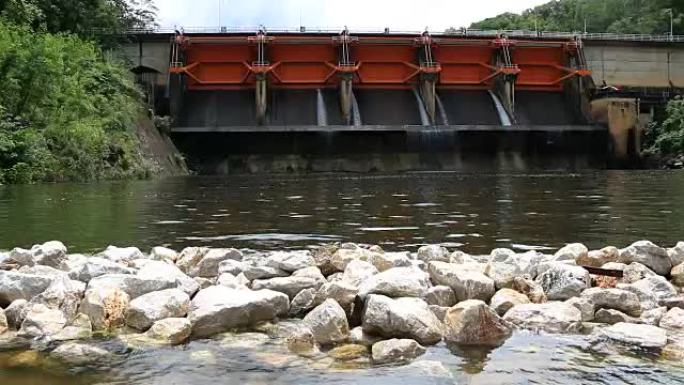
[
  {"left": 215, "top": 273, "right": 242, "bottom": 289},
  {"left": 417, "top": 245, "right": 450, "bottom": 263},
  {"left": 342, "top": 260, "right": 378, "bottom": 287},
  {"left": 362, "top": 295, "right": 443, "bottom": 345},
  {"left": 150, "top": 246, "right": 178, "bottom": 262},
  {"left": 4, "top": 299, "right": 27, "bottom": 329},
  {"left": 485, "top": 262, "right": 522, "bottom": 290},
  {"left": 51, "top": 342, "right": 111, "bottom": 365},
  {"left": 554, "top": 243, "right": 588, "bottom": 262},
  {"left": 287, "top": 326, "right": 317, "bottom": 355},
  {"left": 189, "top": 248, "right": 243, "bottom": 278},
  {"left": 578, "top": 247, "right": 619, "bottom": 267},
  {"left": 310, "top": 245, "right": 338, "bottom": 276},
  {"left": 98, "top": 246, "right": 144, "bottom": 265},
  {"left": 175, "top": 247, "right": 209, "bottom": 273},
  {"left": 371, "top": 339, "right": 426, "bottom": 364},
  {"left": 18, "top": 265, "right": 66, "bottom": 278},
  {"left": 146, "top": 318, "right": 192, "bottom": 345},
  {"left": 138, "top": 260, "right": 199, "bottom": 297},
  {"left": 331, "top": 247, "right": 373, "bottom": 272},
  {"left": 660, "top": 308, "right": 684, "bottom": 331},
  {"left": 0, "top": 309, "right": 7, "bottom": 334},
  {"left": 252, "top": 276, "right": 323, "bottom": 299},
  {"left": 58, "top": 254, "right": 88, "bottom": 273},
  {"left": 367, "top": 252, "right": 412, "bottom": 272},
  {"left": 358, "top": 266, "right": 430, "bottom": 299},
  {"left": 87, "top": 273, "right": 177, "bottom": 299},
  {"left": 602, "top": 262, "right": 628, "bottom": 271},
  {"left": 512, "top": 276, "right": 547, "bottom": 303},
  {"left": 188, "top": 286, "right": 289, "bottom": 337},
  {"left": 286, "top": 289, "right": 314, "bottom": 318},
  {"left": 423, "top": 286, "right": 456, "bottom": 307},
  {"left": 28, "top": 275, "right": 83, "bottom": 321},
  {"left": 450, "top": 251, "right": 477, "bottom": 264},
  {"left": 328, "top": 344, "right": 368, "bottom": 361},
  {"left": 594, "top": 322, "right": 667, "bottom": 349},
  {"left": 671, "top": 263, "right": 684, "bottom": 287},
  {"left": 52, "top": 313, "right": 92, "bottom": 341},
  {"left": 618, "top": 241, "right": 671, "bottom": 276},
  {"left": 668, "top": 242, "right": 684, "bottom": 267},
  {"left": 581, "top": 288, "right": 642, "bottom": 317},
  {"left": 620, "top": 276, "right": 678, "bottom": 305},
  {"left": 444, "top": 299, "right": 512, "bottom": 347},
  {"left": 639, "top": 308, "right": 666, "bottom": 327},
  {"left": 18, "top": 304, "right": 67, "bottom": 338},
  {"left": 242, "top": 263, "right": 289, "bottom": 281},
  {"left": 622, "top": 262, "right": 657, "bottom": 284},
  {"left": 565, "top": 297, "right": 595, "bottom": 322},
  {"left": 349, "top": 326, "right": 382, "bottom": 347},
  {"left": 315, "top": 281, "right": 358, "bottom": 316},
  {"left": 125, "top": 289, "right": 190, "bottom": 331},
  {"left": 490, "top": 288, "right": 530, "bottom": 316},
  {"left": 490, "top": 248, "right": 516, "bottom": 262},
  {"left": 428, "top": 262, "right": 495, "bottom": 302},
  {"left": 30, "top": 241, "right": 68, "bottom": 268},
  {"left": 594, "top": 309, "right": 640, "bottom": 325},
  {"left": 429, "top": 305, "right": 449, "bottom": 322},
  {"left": 302, "top": 299, "right": 349, "bottom": 345},
  {"left": 535, "top": 263, "right": 589, "bottom": 300},
  {"left": 503, "top": 302, "right": 582, "bottom": 333},
  {"left": 68, "top": 257, "right": 135, "bottom": 282},
  {"left": 78, "top": 287, "right": 130, "bottom": 330},
  {"left": 266, "top": 251, "right": 315, "bottom": 273},
  {"left": 218, "top": 259, "right": 245, "bottom": 276},
  {"left": 661, "top": 296, "right": 684, "bottom": 310},
  {"left": 8, "top": 248, "right": 34, "bottom": 267},
  {"left": 0, "top": 271, "right": 53, "bottom": 306}
]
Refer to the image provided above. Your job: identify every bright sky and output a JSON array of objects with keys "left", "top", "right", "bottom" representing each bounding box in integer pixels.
[{"left": 157, "top": 0, "right": 550, "bottom": 31}]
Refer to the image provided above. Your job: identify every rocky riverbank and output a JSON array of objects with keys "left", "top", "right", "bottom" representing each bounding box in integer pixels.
[{"left": 2, "top": 240, "right": 684, "bottom": 368}]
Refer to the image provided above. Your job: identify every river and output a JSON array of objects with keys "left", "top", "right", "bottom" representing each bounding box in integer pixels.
[{"left": 1, "top": 171, "right": 684, "bottom": 384}]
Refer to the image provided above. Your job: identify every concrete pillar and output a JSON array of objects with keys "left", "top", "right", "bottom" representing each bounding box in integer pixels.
[
  {"left": 420, "top": 77, "right": 436, "bottom": 124},
  {"left": 590, "top": 98, "right": 640, "bottom": 164},
  {"left": 339, "top": 76, "right": 353, "bottom": 125},
  {"left": 255, "top": 75, "right": 267, "bottom": 125}
]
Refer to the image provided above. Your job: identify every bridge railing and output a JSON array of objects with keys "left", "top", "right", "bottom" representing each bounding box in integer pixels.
[{"left": 124, "top": 26, "right": 684, "bottom": 42}]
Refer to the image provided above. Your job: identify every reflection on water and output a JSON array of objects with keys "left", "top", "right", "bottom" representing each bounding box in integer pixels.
[{"left": 1, "top": 171, "right": 684, "bottom": 253}]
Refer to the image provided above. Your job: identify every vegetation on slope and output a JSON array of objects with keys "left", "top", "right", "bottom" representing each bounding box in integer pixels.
[{"left": 644, "top": 97, "right": 684, "bottom": 162}]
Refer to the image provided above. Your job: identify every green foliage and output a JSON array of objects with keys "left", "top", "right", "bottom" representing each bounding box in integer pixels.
[
  {"left": 0, "top": 21, "right": 148, "bottom": 183},
  {"left": 469, "top": 0, "right": 683, "bottom": 35},
  {"left": 645, "top": 97, "right": 684, "bottom": 156}
]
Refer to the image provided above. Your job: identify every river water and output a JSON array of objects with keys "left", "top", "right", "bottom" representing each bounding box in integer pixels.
[{"left": 1, "top": 170, "right": 684, "bottom": 384}]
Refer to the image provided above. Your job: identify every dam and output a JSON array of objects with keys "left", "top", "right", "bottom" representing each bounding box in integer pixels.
[{"left": 121, "top": 29, "right": 684, "bottom": 172}]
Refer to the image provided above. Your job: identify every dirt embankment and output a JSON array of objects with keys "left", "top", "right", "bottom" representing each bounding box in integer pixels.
[{"left": 135, "top": 116, "right": 188, "bottom": 177}]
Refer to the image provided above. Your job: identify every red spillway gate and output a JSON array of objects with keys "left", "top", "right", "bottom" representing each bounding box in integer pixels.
[{"left": 169, "top": 30, "right": 591, "bottom": 124}]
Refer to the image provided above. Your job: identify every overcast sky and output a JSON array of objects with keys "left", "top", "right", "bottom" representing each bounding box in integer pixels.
[{"left": 157, "top": 0, "right": 550, "bottom": 31}]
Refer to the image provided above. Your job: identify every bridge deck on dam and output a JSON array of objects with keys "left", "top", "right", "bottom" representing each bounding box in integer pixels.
[{"left": 170, "top": 125, "right": 603, "bottom": 133}]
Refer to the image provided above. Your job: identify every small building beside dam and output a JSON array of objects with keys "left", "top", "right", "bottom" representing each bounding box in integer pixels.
[{"left": 119, "top": 29, "right": 684, "bottom": 173}]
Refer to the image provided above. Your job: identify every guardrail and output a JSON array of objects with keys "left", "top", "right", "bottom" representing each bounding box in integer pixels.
[{"left": 124, "top": 26, "right": 684, "bottom": 43}]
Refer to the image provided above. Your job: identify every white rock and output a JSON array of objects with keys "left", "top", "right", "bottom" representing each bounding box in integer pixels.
[
  {"left": 595, "top": 322, "right": 667, "bottom": 349},
  {"left": 303, "top": 299, "right": 349, "bottom": 345},
  {"left": 0, "top": 271, "right": 53, "bottom": 306},
  {"left": 342, "top": 260, "right": 378, "bottom": 287},
  {"left": 367, "top": 252, "right": 412, "bottom": 272},
  {"left": 289, "top": 288, "right": 317, "bottom": 317},
  {"left": 417, "top": 245, "right": 450, "bottom": 263},
  {"left": 267, "top": 251, "right": 315, "bottom": 272},
  {"left": 217, "top": 273, "right": 243, "bottom": 289},
  {"left": 218, "top": 259, "right": 245, "bottom": 276},
  {"left": 554, "top": 243, "right": 588, "bottom": 262},
  {"left": 98, "top": 246, "right": 144, "bottom": 265},
  {"left": 189, "top": 248, "right": 243, "bottom": 278},
  {"left": 52, "top": 313, "right": 92, "bottom": 342},
  {"left": 188, "top": 286, "right": 289, "bottom": 337},
  {"left": 660, "top": 308, "right": 684, "bottom": 331},
  {"left": 618, "top": 241, "right": 671, "bottom": 276},
  {"left": 252, "top": 276, "right": 324, "bottom": 299},
  {"left": 4, "top": 299, "right": 28, "bottom": 329},
  {"left": 137, "top": 260, "right": 199, "bottom": 297},
  {"left": 242, "top": 263, "right": 289, "bottom": 281},
  {"left": 146, "top": 318, "right": 192, "bottom": 345},
  {"left": 490, "top": 288, "right": 530, "bottom": 316},
  {"left": 287, "top": 325, "right": 317, "bottom": 355},
  {"left": 622, "top": 262, "right": 657, "bottom": 284},
  {"left": 125, "top": 289, "right": 190, "bottom": 331},
  {"left": 78, "top": 287, "right": 130, "bottom": 330},
  {"left": 372, "top": 339, "right": 426, "bottom": 364},
  {"left": 362, "top": 295, "right": 443, "bottom": 345},
  {"left": 578, "top": 247, "right": 619, "bottom": 267},
  {"left": 503, "top": 302, "right": 582, "bottom": 333},
  {"left": 28, "top": 275, "right": 84, "bottom": 321},
  {"left": 581, "top": 288, "right": 642, "bottom": 317},
  {"left": 349, "top": 326, "right": 382, "bottom": 347},
  {"left": 671, "top": 263, "right": 684, "bottom": 287},
  {"left": 512, "top": 276, "right": 547, "bottom": 303},
  {"left": 358, "top": 266, "right": 430, "bottom": 299},
  {"left": 619, "top": 276, "right": 677, "bottom": 304},
  {"left": 668, "top": 242, "right": 684, "bottom": 268},
  {"left": 315, "top": 281, "right": 358, "bottom": 315},
  {"left": 535, "top": 263, "right": 589, "bottom": 300},
  {"left": 489, "top": 248, "right": 516, "bottom": 262},
  {"left": 175, "top": 247, "right": 209, "bottom": 273},
  {"left": 18, "top": 304, "right": 67, "bottom": 338},
  {"left": 444, "top": 300, "right": 512, "bottom": 346},
  {"left": 150, "top": 247, "right": 179, "bottom": 262},
  {"left": 51, "top": 342, "right": 111, "bottom": 365},
  {"left": 423, "top": 286, "right": 456, "bottom": 307},
  {"left": 0, "top": 309, "right": 7, "bottom": 334},
  {"left": 68, "top": 257, "right": 135, "bottom": 282},
  {"left": 428, "top": 261, "right": 495, "bottom": 302},
  {"left": 641, "top": 307, "right": 668, "bottom": 326},
  {"left": 565, "top": 297, "right": 595, "bottom": 322}
]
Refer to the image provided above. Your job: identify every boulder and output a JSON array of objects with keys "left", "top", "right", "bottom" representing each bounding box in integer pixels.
[
  {"left": 369, "top": 251, "right": 413, "bottom": 271},
  {"left": 78, "top": 287, "right": 129, "bottom": 330},
  {"left": 671, "top": 263, "right": 684, "bottom": 287},
  {"left": 641, "top": 307, "right": 667, "bottom": 326},
  {"left": 150, "top": 247, "right": 178, "bottom": 262},
  {"left": 68, "top": 257, "right": 135, "bottom": 282},
  {"left": 372, "top": 339, "right": 426, "bottom": 364},
  {"left": 252, "top": 276, "right": 323, "bottom": 299},
  {"left": 188, "top": 286, "right": 289, "bottom": 337},
  {"left": 429, "top": 305, "right": 449, "bottom": 322},
  {"left": 87, "top": 274, "right": 177, "bottom": 299},
  {"left": 490, "top": 288, "right": 530, "bottom": 316},
  {"left": 622, "top": 262, "right": 657, "bottom": 284},
  {"left": 594, "top": 309, "right": 640, "bottom": 325},
  {"left": 0, "top": 309, "right": 7, "bottom": 334},
  {"left": 8, "top": 247, "right": 34, "bottom": 267},
  {"left": 417, "top": 245, "right": 450, "bottom": 263},
  {"left": 52, "top": 313, "right": 92, "bottom": 342},
  {"left": 327, "top": 344, "right": 368, "bottom": 361},
  {"left": 287, "top": 326, "right": 317, "bottom": 355},
  {"left": 51, "top": 342, "right": 111, "bottom": 365},
  {"left": 218, "top": 260, "right": 245, "bottom": 276},
  {"left": 342, "top": 260, "right": 378, "bottom": 287},
  {"left": 428, "top": 262, "right": 495, "bottom": 302},
  {"left": 349, "top": 326, "right": 383, "bottom": 347},
  {"left": 450, "top": 251, "right": 477, "bottom": 264},
  {"left": 619, "top": 276, "right": 677, "bottom": 304},
  {"left": 503, "top": 302, "right": 582, "bottom": 333},
  {"left": 512, "top": 276, "right": 547, "bottom": 303},
  {"left": 668, "top": 242, "right": 684, "bottom": 268},
  {"left": 565, "top": 297, "right": 595, "bottom": 322},
  {"left": 58, "top": 254, "right": 88, "bottom": 273},
  {"left": 0, "top": 271, "right": 53, "bottom": 306},
  {"left": 490, "top": 248, "right": 516, "bottom": 262},
  {"left": 188, "top": 248, "right": 243, "bottom": 278},
  {"left": 137, "top": 260, "right": 199, "bottom": 297},
  {"left": 315, "top": 281, "right": 358, "bottom": 316},
  {"left": 484, "top": 252, "right": 542, "bottom": 288},
  {"left": 175, "top": 247, "right": 209, "bottom": 273},
  {"left": 266, "top": 251, "right": 315, "bottom": 273},
  {"left": 331, "top": 247, "right": 373, "bottom": 271},
  {"left": 303, "top": 299, "right": 349, "bottom": 345},
  {"left": 594, "top": 322, "right": 667, "bottom": 349},
  {"left": 125, "top": 289, "right": 190, "bottom": 331},
  {"left": 18, "top": 265, "right": 66, "bottom": 278},
  {"left": 146, "top": 318, "right": 192, "bottom": 345},
  {"left": 18, "top": 304, "right": 67, "bottom": 338},
  {"left": 30, "top": 241, "right": 68, "bottom": 268},
  {"left": 28, "top": 275, "right": 84, "bottom": 321},
  {"left": 661, "top": 296, "right": 684, "bottom": 310},
  {"left": 580, "top": 288, "right": 642, "bottom": 317},
  {"left": 444, "top": 300, "right": 512, "bottom": 347},
  {"left": 289, "top": 288, "right": 317, "bottom": 317},
  {"left": 578, "top": 246, "right": 619, "bottom": 267},
  {"left": 242, "top": 263, "right": 289, "bottom": 281},
  {"left": 4, "top": 299, "right": 28, "bottom": 329},
  {"left": 554, "top": 243, "right": 588, "bottom": 262},
  {"left": 358, "top": 266, "right": 430, "bottom": 299},
  {"left": 98, "top": 246, "right": 144, "bottom": 265},
  {"left": 535, "top": 263, "right": 590, "bottom": 300},
  {"left": 660, "top": 308, "right": 684, "bottom": 331},
  {"left": 423, "top": 286, "right": 456, "bottom": 307},
  {"left": 618, "top": 241, "right": 671, "bottom": 276},
  {"left": 362, "top": 295, "right": 443, "bottom": 345}
]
